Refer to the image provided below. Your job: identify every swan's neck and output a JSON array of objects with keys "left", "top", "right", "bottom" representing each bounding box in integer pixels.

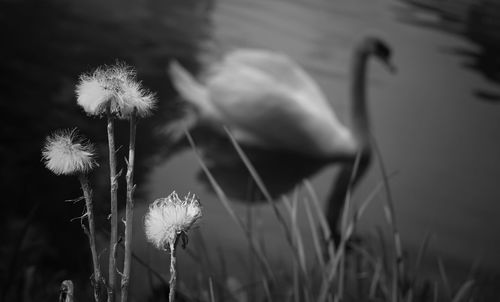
[{"left": 350, "top": 47, "right": 370, "bottom": 154}]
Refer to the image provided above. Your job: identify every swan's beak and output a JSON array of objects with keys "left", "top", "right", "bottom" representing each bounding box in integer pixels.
[{"left": 385, "top": 60, "right": 397, "bottom": 73}]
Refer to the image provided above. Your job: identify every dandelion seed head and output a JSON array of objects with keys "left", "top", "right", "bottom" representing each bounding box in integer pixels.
[
  {"left": 144, "top": 191, "right": 202, "bottom": 251},
  {"left": 121, "top": 80, "right": 157, "bottom": 118},
  {"left": 42, "top": 129, "right": 97, "bottom": 175},
  {"left": 76, "top": 63, "right": 156, "bottom": 119}
]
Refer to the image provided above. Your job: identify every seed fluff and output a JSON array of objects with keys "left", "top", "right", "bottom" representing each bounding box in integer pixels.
[
  {"left": 42, "top": 128, "right": 97, "bottom": 175},
  {"left": 76, "top": 63, "right": 156, "bottom": 119},
  {"left": 144, "top": 191, "right": 202, "bottom": 251}
]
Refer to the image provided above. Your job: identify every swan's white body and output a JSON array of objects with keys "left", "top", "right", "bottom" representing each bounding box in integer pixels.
[
  {"left": 169, "top": 49, "right": 357, "bottom": 159},
  {"left": 170, "top": 37, "right": 394, "bottom": 235}
]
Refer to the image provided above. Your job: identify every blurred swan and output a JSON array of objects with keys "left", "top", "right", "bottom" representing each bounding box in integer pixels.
[
  {"left": 168, "top": 37, "right": 393, "bottom": 159},
  {"left": 168, "top": 36, "right": 395, "bottom": 234}
]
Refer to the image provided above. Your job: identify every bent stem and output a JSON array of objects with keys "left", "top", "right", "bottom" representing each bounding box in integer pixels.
[
  {"left": 371, "top": 135, "right": 404, "bottom": 302},
  {"left": 107, "top": 107, "right": 119, "bottom": 302},
  {"left": 121, "top": 110, "right": 137, "bottom": 302},
  {"left": 78, "top": 174, "right": 102, "bottom": 302},
  {"left": 169, "top": 241, "right": 177, "bottom": 302}
]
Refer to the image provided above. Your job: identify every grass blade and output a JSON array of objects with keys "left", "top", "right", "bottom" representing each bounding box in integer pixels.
[
  {"left": 223, "top": 128, "right": 272, "bottom": 201},
  {"left": 433, "top": 281, "right": 439, "bottom": 302},
  {"left": 410, "top": 230, "right": 433, "bottom": 290},
  {"left": 208, "top": 277, "right": 215, "bottom": 302},
  {"left": 451, "top": 280, "right": 474, "bottom": 302},
  {"left": 369, "top": 261, "right": 382, "bottom": 299},
  {"left": 263, "top": 278, "right": 273, "bottom": 302},
  {"left": 466, "top": 256, "right": 482, "bottom": 281},
  {"left": 224, "top": 127, "right": 308, "bottom": 276},
  {"left": 371, "top": 136, "right": 404, "bottom": 302},
  {"left": 185, "top": 130, "right": 275, "bottom": 281},
  {"left": 283, "top": 194, "right": 307, "bottom": 277},
  {"left": 318, "top": 240, "right": 350, "bottom": 302},
  {"left": 303, "top": 180, "right": 336, "bottom": 258},
  {"left": 437, "top": 257, "right": 452, "bottom": 299},
  {"left": 304, "top": 196, "right": 326, "bottom": 267},
  {"left": 415, "top": 231, "right": 432, "bottom": 270},
  {"left": 293, "top": 258, "right": 299, "bottom": 302},
  {"left": 339, "top": 152, "right": 362, "bottom": 238}
]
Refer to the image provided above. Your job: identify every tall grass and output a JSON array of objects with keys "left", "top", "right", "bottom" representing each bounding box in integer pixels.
[{"left": 178, "top": 128, "right": 478, "bottom": 302}]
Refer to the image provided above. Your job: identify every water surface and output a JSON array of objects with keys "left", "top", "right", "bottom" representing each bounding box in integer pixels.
[{"left": 134, "top": 0, "right": 500, "bottom": 295}]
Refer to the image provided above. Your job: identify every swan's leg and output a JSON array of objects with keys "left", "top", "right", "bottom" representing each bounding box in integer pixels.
[
  {"left": 326, "top": 165, "right": 353, "bottom": 242},
  {"left": 325, "top": 153, "right": 372, "bottom": 244}
]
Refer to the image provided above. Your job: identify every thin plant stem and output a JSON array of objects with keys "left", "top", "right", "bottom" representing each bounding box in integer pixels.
[
  {"left": 371, "top": 135, "right": 404, "bottom": 302},
  {"left": 59, "top": 280, "right": 75, "bottom": 302},
  {"left": 79, "top": 174, "right": 103, "bottom": 302},
  {"left": 121, "top": 110, "right": 137, "bottom": 302},
  {"left": 107, "top": 107, "right": 119, "bottom": 302},
  {"left": 224, "top": 127, "right": 308, "bottom": 278},
  {"left": 208, "top": 278, "right": 215, "bottom": 302},
  {"left": 169, "top": 242, "right": 177, "bottom": 302}
]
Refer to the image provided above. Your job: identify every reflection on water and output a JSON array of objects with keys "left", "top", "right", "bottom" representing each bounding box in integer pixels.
[
  {"left": 398, "top": 0, "right": 500, "bottom": 101},
  {"left": 144, "top": 0, "right": 500, "bottom": 297}
]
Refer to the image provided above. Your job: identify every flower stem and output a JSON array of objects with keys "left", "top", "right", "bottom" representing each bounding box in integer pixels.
[
  {"left": 60, "top": 280, "right": 75, "bottom": 302},
  {"left": 169, "top": 242, "right": 177, "bottom": 302},
  {"left": 78, "top": 174, "right": 103, "bottom": 302},
  {"left": 121, "top": 110, "right": 137, "bottom": 302},
  {"left": 107, "top": 108, "right": 119, "bottom": 302}
]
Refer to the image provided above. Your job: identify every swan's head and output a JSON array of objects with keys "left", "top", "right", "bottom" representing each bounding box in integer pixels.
[{"left": 365, "top": 37, "right": 396, "bottom": 73}]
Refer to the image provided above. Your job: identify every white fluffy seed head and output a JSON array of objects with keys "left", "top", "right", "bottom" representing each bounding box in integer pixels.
[
  {"left": 144, "top": 191, "right": 202, "bottom": 251},
  {"left": 42, "top": 128, "right": 97, "bottom": 175},
  {"left": 76, "top": 63, "right": 156, "bottom": 119}
]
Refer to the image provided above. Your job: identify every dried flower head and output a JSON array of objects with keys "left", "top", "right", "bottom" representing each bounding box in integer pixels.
[
  {"left": 144, "top": 191, "right": 202, "bottom": 251},
  {"left": 76, "top": 63, "right": 156, "bottom": 119},
  {"left": 42, "top": 129, "right": 97, "bottom": 175}
]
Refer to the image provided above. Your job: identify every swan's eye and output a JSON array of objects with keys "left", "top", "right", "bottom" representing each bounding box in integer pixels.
[{"left": 374, "top": 41, "right": 391, "bottom": 61}]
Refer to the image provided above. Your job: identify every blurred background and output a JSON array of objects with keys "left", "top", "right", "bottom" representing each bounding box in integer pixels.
[{"left": 1, "top": 0, "right": 500, "bottom": 300}]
